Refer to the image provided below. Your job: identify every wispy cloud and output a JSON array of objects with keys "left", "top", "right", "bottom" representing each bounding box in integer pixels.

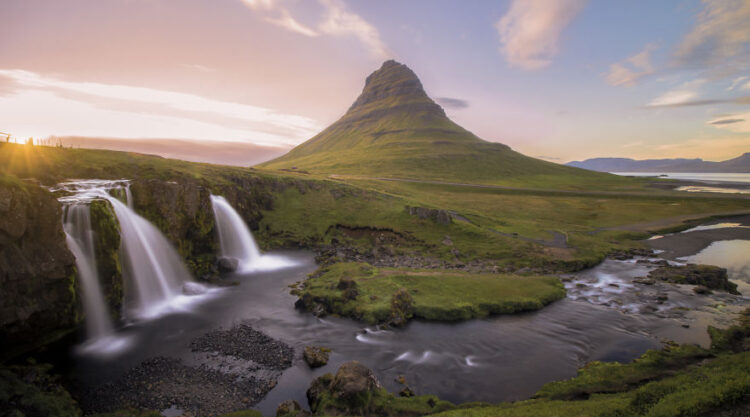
[
  {"left": 435, "top": 97, "right": 469, "bottom": 109},
  {"left": 727, "top": 76, "right": 748, "bottom": 90},
  {"left": 646, "top": 79, "right": 705, "bottom": 107},
  {"left": 318, "top": 0, "right": 390, "bottom": 59},
  {"left": 265, "top": 8, "right": 319, "bottom": 37},
  {"left": 708, "top": 112, "right": 750, "bottom": 133},
  {"left": 239, "top": 0, "right": 389, "bottom": 58},
  {"left": 605, "top": 44, "right": 657, "bottom": 87},
  {"left": 709, "top": 118, "right": 744, "bottom": 125},
  {"left": 675, "top": 0, "right": 750, "bottom": 76},
  {"left": 0, "top": 69, "right": 321, "bottom": 145},
  {"left": 496, "top": 0, "right": 586, "bottom": 70}
]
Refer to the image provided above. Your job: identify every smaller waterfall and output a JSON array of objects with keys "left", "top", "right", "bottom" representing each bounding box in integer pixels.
[
  {"left": 210, "top": 195, "right": 261, "bottom": 270},
  {"left": 210, "top": 195, "right": 296, "bottom": 272},
  {"left": 63, "top": 204, "right": 115, "bottom": 341}
]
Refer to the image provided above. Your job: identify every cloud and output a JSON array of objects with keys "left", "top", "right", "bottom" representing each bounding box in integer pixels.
[
  {"left": 605, "top": 44, "right": 658, "bottom": 87},
  {"left": 318, "top": 0, "right": 390, "bottom": 59},
  {"left": 675, "top": 0, "right": 750, "bottom": 75},
  {"left": 435, "top": 97, "right": 469, "bottom": 109},
  {"left": 727, "top": 76, "right": 748, "bottom": 90},
  {"left": 239, "top": 0, "right": 389, "bottom": 58},
  {"left": 709, "top": 118, "right": 745, "bottom": 125},
  {"left": 646, "top": 79, "right": 705, "bottom": 107},
  {"left": 265, "top": 8, "right": 319, "bottom": 37},
  {"left": 496, "top": 0, "right": 586, "bottom": 70},
  {"left": 0, "top": 69, "right": 321, "bottom": 145},
  {"left": 708, "top": 112, "right": 750, "bottom": 132},
  {"left": 241, "top": 0, "right": 276, "bottom": 10},
  {"left": 646, "top": 95, "right": 750, "bottom": 108}
]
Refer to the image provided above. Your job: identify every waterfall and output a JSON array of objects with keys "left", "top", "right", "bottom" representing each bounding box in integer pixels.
[
  {"left": 56, "top": 180, "right": 208, "bottom": 322},
  {"left": 210, "top": 195, "right": 261, "bottom": 270},
  {"left": 63, "top": 204, "right": 115, "bottom": 341},
  {"left": 107, "top": 196, "right": 198, "bottom": 318},
  {"left": 209, "top": 195, "right": 297, "bottom": 272}
]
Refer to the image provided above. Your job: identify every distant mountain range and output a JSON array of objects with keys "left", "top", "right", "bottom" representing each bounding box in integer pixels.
[{"left": 567, "top": 153, "right": 750, "bottom": 173}]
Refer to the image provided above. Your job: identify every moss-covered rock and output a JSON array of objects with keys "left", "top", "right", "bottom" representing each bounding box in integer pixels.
[
  {"left": 303, "top": 346, "right": 330, "bottom": 368},
  {"left": 89, "top": 199, "right": 123, "bottom": 318},
  {"left": 305, "top": 361, "right": 454, "bottom": 416},
  {"left": 647, "top": 264, "right": 739, "bottom": 294},
  {"left": 0, "top": 175, "right": 80, "bottom": 360}
]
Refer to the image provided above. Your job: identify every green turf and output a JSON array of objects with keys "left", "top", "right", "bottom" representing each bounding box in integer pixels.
[{"left": 294, "top": 262, "right": 566, "bottom": 323}]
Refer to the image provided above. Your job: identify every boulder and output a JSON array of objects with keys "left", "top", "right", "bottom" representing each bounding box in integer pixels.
[
  {"left": 303, "top": 346, "right": 330, "bottom": 368},
  {"left": 648, "top": 264, "right": 738, "bottom": 294},
  {"left": 330, "top": 361, "right": 381, "bottom": 405},
  {"left": 276, "top": 400, "right": 311, "bottom": 417},
  {"left": 218, "top": 256, "right": 239, "bottom": 273}
]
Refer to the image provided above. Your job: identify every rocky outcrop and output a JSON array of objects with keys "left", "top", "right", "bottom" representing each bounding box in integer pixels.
[
  {"left": 405, "top": 206, "right": 452, "bottom": 225},
  {"left": 130, "top": 178, "right": 218, "bottom": 279},
  {"left": 307, "top": 361, "right": 382, "bottom": 415},
  {"left": 0, "top": 177, "right": 79, "bottom": 359},
  {"left": 89, "top": 199, "right": 123, "bottom": 316},
  {"left": 303, "top": 346, "right": 330, "bottom": 368},
  {"left": 647, "top": 264, "right": 739, "bottom": 294}
]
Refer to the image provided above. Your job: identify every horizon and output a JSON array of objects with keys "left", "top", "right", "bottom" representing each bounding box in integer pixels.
[{"left": 1, "top": 0, "right": 749, "bottom": 163}]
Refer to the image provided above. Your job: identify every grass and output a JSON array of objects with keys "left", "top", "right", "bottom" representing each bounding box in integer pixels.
[
  {"left": 294, "top": 262, "right": 566, "bottom": 323},
  {"left": 3, "top": 142, "right": 748, "bottom": 273}
]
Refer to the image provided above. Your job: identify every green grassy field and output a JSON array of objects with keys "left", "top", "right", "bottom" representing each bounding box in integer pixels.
[
  {"left": 293, "top": 262, "right": 566, "bottom": 323},
  {"left": 3, "top": 142, "right": 749, "bottom": 273}
]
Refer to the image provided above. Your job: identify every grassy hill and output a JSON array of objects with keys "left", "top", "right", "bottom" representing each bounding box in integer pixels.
[{"left": 258, "top": 60, "right": 631, "bottom": 189}]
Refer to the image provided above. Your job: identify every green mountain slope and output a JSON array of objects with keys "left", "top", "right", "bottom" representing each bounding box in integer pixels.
[{"left": 258, "top": 60, "right": 629, "bottom": 189}]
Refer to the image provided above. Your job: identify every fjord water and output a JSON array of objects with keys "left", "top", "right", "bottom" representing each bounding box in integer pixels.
[{"left": 63, "top": 203, "right": 115, "bottom": 342}]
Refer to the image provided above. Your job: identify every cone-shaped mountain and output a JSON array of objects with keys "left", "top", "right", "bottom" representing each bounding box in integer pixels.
[{"left": 259, "top": 60, "right": 621, "bottom": 187}]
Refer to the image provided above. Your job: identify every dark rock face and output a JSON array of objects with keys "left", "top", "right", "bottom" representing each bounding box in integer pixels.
[
  {"left": 217, "top": 256, "right": 239, "bottom": 273},
  {"left": 303, "top": 345, "right": 330, "bottom": 368},
  {"left": 647, "top": 264, "right": 739, "bottom": 294},
  {"left": 0, "top": 179, "right": 79, "bottom": 358},
  {"left": 405, "top": 206, "right": 452, "bottom": 225},
  {"left": 89, "top": 199, "right": 123, "bottom": 316},
  {"left": 130, "top": 178, "right": 218, "bottom": 279}
]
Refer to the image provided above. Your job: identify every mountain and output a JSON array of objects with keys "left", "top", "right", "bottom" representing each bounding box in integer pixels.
[
  {"left": 258, "top": 60, "right": 622, "bottom": 188},
  {"left": 568, "top": 153, "right": 750, "bottom": 173}
]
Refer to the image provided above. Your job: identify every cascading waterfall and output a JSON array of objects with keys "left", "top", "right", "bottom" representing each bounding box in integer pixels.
[
  {"left": 63, "top": 203, "right": 115, "bottom": 341},
  {"left": 210, "top": 195, "right": 261, "bottom": 270},
  {"left": 56, "top": 180, "right": 208, "bottom": 324},
  {"left": 210, "top": 195, "right": 296, "bottom": 272}
]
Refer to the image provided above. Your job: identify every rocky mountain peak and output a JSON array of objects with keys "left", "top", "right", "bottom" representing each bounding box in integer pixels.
[{"left": 345, "top": 60, "right": 444, "bottom": 118}]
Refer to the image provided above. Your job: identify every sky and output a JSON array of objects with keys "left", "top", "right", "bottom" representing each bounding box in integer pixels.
[{"left": 1, "top": 0, "right": 749, "bottom": 163}]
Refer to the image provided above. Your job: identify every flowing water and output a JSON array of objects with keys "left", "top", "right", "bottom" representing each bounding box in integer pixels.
[
  {"left": 63, "top": 204, "right": 115, "bottom": 342},
  {"left": 210, "top": 194, "right": 297, "bottom": 272},
  {"left": 56, "top": 180, "right": 216, "bottom": 353}
]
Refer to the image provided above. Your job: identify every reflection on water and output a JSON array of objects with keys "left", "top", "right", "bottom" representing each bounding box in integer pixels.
[
  {"left": 684, "top": 240, "right": 750, "bottom": 283},
  {"left": 682, "top": 223, "right": 750, "bottom": 233},
  {"left": 676, "top": 185, "right": 750, "bottom": 194},
  {"left": 612, "top": 172, "right": 750, "bottom": 183}
]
